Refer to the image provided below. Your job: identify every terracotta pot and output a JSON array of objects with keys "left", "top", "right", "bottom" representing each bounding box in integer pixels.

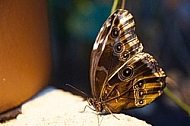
[{"left": 0, "top": 1, "right": 52, "bottom": 114}]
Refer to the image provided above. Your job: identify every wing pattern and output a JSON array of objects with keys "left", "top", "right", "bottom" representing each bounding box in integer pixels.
[{"left": 88, "top": 9, "right": 166, "bottom": 113}]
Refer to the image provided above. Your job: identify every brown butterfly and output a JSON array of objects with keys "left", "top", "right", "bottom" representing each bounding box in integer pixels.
[{"left": 88, "top": 9, "right": 166, "bottom": 114}]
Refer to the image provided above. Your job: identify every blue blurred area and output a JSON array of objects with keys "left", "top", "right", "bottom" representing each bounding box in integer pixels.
[
  {"left": 48, "top": 0, "right": 111, "bottom": 93},
  {"left": 48, "top": 0, "right": 190, "bottom": 126}
]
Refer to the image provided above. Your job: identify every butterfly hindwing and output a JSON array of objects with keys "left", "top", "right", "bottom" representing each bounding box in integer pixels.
[{"left": 100, "top": 53, "right": 166, "bottom": 112}]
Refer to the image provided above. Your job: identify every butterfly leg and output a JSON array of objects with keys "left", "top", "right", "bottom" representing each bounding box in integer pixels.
[
  {"left": 79, "top": 105, "right": 96, "bottom": 113},
  {"left": 99, "top": 105, "right": 120, "bottom": 120}
]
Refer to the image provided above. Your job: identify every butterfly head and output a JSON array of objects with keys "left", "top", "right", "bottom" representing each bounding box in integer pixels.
[{"left": 87, "top": 98, "right": 104, "bottom": 113}]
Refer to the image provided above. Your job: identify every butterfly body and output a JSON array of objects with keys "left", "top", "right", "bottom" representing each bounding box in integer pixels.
[{"left": 89, "top": 9, "right": 166, "bottom": 114}]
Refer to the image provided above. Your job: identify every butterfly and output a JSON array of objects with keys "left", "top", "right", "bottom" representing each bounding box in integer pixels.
[{"left": 87, "top": 9, "right": 166, "bottom": 114}]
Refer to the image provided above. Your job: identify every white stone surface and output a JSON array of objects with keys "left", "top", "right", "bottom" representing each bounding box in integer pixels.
[{"left": 0, "top": 87, "right": 151, "bottom": 126}]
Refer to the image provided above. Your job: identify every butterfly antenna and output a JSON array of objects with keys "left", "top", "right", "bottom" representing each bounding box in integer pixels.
[{"left": 65, "top": 84, "right": 89, "bottom": 98}]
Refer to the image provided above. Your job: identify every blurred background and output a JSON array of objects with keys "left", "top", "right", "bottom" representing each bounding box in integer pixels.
[{"left": 48, "top": 0, "right": 190, "bottom": 126}]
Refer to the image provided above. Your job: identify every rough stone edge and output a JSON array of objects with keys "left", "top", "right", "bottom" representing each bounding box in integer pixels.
[{"left": 0, "top": 87, "right": 151, "bottom": 126}]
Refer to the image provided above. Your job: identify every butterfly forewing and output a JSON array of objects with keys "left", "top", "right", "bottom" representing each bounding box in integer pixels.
[
  {"left": 89, "top": 9, "right": 166, "bottom": 113},
  {"left": 90, "top": 9, "right": 143, "bottom": 100}
]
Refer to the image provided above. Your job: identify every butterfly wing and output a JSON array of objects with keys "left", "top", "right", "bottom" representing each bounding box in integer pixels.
[
  {"left": 90, "top": 9, "right": 143, "bottom": 100},
  {"left": 101, "top": 53, "right": 166, "bottom": 112},
  {"left": 90, "top": 9, "right": 166, "bottom": 113}
]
